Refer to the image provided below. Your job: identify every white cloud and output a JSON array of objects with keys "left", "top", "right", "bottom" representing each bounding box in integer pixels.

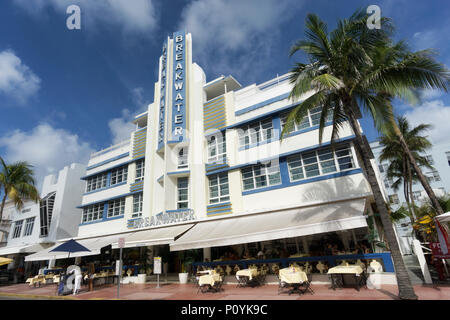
[
  {"left": 13, "top": 0, "right": 158, "bottom": 34},
  {"left": 108, "top": 109, "right": 135, "bottom": 144},
  {"left": 419, "top": 88, "right": 443, "bottom": 100},
  {"left": 413, "top": 30, "right": 440, "bottom": 51},
  {"left": 0, "top": 123, "right": 94, "bottom": 188},
  {"left": 0, "top": 50, "right": 40, "bottom": 105},
  {"left": 404, "top": 100, "right": 450, "bottom": 145},
  {"left": 178, "top": 0, "right": 300, "bottom": 81}
]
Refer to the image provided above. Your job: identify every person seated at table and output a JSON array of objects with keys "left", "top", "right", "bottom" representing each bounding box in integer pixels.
[
  {"left": 257, "top": 249, "right": 265, "bottom": 260},
  {"left": 360, "top": 243, "right": 370, "bottom": 254},
  {"left": 332, "top": 244, "right": 339, "bottom": 255},
  {"left": 353, "top": 244, "right": 363, "bottom": 254},
  {"left": 324, "top": 243, "right": 333, "bottom": 256},
  {"left": 229, "top": 251, "right": 239, "bottom": 261},
  {"left": 241, "top": 251, "right": 250, "bottom": 259}
]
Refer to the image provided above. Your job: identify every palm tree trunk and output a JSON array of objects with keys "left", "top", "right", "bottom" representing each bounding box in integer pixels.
[
  {"left": 345, "top": 104, "right": 417, "bottom": 299},
  {"left": 402, "top": 158, "right": 415, "bottom": 225},
  {"left": 0, "top": 192, "right": 7, "bottom": 224},
  {"left": 391, "top": 120, "right": 444, "bottom": 216}
]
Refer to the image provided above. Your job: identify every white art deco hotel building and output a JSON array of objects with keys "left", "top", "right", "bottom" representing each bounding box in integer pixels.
[{"left": 27, "top": 31, "right": 394, "bottom": 275}]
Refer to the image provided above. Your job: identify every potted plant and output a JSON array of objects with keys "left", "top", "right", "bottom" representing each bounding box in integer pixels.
[{"left": 178, "top": 263, "right": 189, "bottom": 284}]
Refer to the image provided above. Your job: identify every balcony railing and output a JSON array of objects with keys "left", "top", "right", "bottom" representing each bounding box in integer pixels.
[{"left": 90, "top": 139, "right": 130, "bottom": 158}]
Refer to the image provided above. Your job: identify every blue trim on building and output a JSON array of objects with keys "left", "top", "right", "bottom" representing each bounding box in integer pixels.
[
  {"left": 86, "top": 152, "right": 129, "bottom": 170},
  {"left": 79, "top": 214, "right": 125, "bottom": 226},
  {"left": 82, "top": 181, "right": 127, "bottom": 196},
  {"left": 167, "top": 170, "right": 190, "bottom": 176},
  {"left": 82, "top": 156, "right": 144, "bottom": 180},
  {"left": 192, "top": 253, "right": 395, "bottom": 273},
  {"left": 206, "top": 135, "right": 356, "bottom": 176},
  {"left": 166, "top": 208, "right": 193, "bottom": 213},
  {"left": 77, "top": 190, "right": 142, "bottom": 208},
  {"left": 235, "top": 92, "right": 290, "bottom": 116},
  {"left": 241, "top": 168, "right": 363, "bottom": 196}
]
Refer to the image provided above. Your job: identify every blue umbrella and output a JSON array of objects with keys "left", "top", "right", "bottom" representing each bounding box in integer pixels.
[{"left": 50, "top": 239, "right": 91, "bottom": 258}]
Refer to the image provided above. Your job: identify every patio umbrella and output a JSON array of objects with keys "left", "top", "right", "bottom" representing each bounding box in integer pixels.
[
  {"left": 0, "top": 257, "right": 13, "bottom": 266},
  {"left": 50, "top": 239, "right": 91, "bottom": 259}
]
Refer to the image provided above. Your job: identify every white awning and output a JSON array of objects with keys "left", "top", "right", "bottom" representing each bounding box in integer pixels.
[
  {"left": 111, "top": 224, "right": 194, "bottom": 249},
  {"left": 170, "top": 198, "right": 368, "bottom": 251},
  {"left": 436, "top": 212, "right": 450, "bottom": 222},
  {"left": 0, "top": 243, "right": 51, "bottom": 256},
  {"left": 25, "top": 235, "right": 120, "bottom": 262}
]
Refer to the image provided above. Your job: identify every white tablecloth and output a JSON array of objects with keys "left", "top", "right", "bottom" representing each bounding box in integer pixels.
[{"left": 279, "top": 268, "right": 308, "bottom": 284}]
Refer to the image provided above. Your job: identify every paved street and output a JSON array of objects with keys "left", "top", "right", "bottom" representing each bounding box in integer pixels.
[{"left": 0, "top": 282, "right": 449, "bottom": 300}]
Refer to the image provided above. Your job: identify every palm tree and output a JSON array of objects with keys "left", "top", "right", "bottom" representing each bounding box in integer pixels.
[
  {"left": 0, "top": 157, "right": 40, "bottom": 228},
  {"left": 379, "top": 116, "right": 434, "bottom": 223},
  {"left": 282, "top": 10, "right": 449, "bottom": 299}
]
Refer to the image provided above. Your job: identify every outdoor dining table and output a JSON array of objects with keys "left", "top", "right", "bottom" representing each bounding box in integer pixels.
[
  {"left": 279, "top": 267, "right": 309, "bottom": 295},
  {"left": 327, "top": 265, "right": 366, "bottom": 291},
  {"left": 197, "top": 270, "right": 223, "bottom": 293},
  {"left": 26, "top": 275, "right": 46, "bottom": 287},
  {"left": 236, "top": 268, "right": 261, "bottom": 287}
]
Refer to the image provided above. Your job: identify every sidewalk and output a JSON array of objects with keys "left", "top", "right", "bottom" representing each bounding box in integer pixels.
[{"left": 1, "top": 282, "right": 450, "bottom": 300}]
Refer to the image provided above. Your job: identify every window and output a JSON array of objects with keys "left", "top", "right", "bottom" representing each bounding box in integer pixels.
[
  {"left": 389, "top": 194, "right": 399, "bottom": 204},
  {"left": 177, "top": 177, "right": 189, "bottom": 209},
  {"left": 384, "top": 179, "right": 391, "bottom": 189},
  {"left": 209, "top": 173, "right": 230, "bottom": 204},
  {"left": 12, "top": 220, "right": 23, "bottom": 238},
  {"left": 132, "top": 193, "right": 143, "bottom": 218},
  {"left": 427, "top": 170, "right": 441, "bottom": 182},
  {"left": 425, "top": 155, "right": 434, "bottom": 165},
  {"left": 446, "top": 151, "right": 450, "bottom": 166},
  {"left": 412, "top": 191, "right": 422, "bottom": 201},
  {"left": 238, "top": 118, "right": 273, "bottom": 148},
  {"left": 378, "top": 163, "right": 388, "bottom": 174},
  {"left": 22, "top": 208, "right": 31, "bottom": 213},
  {"left": 280, "top": 106, "right": 332, "bottom": 134},
  {"left": 287, "top": 144, "right": 355, "bottom": 182},
  {"left": 39, "top": 192, "right": 55, "bottom": 237},
  {"left": 23, "top": 217, "right": 35, "bottom": 237},
  {"left": 207, "top": 134, "right": 226, "bottom": 163},
  {"left": 178, "top": 148, "right": 188, "bottom": 169},
  {"left": 86, "top": 173, "right": 108, "bottom": 192},
  {"left": 241, "top": 163, "right": 281, "bottom": 191},
  {"left": 82, "top": 203, "right": 104, "bottom": 223},
  {"left": 110, "top": 165, "right": 128, "bottom": 186},
  {"left": 135, "top": 159, "right": 145, "bottom": 182},
  {"left": 108, "top": 198, "right": 125, "bottom": 218}
]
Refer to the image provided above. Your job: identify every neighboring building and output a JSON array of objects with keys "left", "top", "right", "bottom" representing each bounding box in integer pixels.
[
  {"left": 370, "top": 140, "right": 450, "bottom": 254},
  {"left": 0, "top": 163, "right": 86, "bottom": 278},
  {"left": 27, "top": 31, "right": 392, "bottom": 276}
]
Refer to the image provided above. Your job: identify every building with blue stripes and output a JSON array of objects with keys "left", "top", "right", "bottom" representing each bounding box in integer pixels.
[{"left": 24, "top": 32, "right": 397, "bottom": 282}]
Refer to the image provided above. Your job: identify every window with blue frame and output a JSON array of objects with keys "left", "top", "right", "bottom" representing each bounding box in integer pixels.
[
  {"left": 287, "top": 143, "right": 355, "bottom": 182},
  {"left": 241, "top": 163, "right": 281, "bottom": 191},
  {"left": 207, "top": 133, "right": 226, "bottom": 164},
  {"left": 135, "top": 159, "right": 145, "bottom": 182},
  {"left": 82, "top": 203, "right": 104, "bottom": 223},
  {"left": 238, "top": 118, "right": 273, "bottom": 149},
  {"left": 108, "top": 198, "right": 125, "bottom": 218},
  {"left": 208, "top": 173, "right": 230, "bottom": 204},
  {"left": 132, "top": 193, "right": 143, "bottom": 218},
  {"left": 86, "top": 173, "right": 107, "bottom": 192},
  {"left": 110, "top": 165, "right": 128, "bottom": 186},
  {"left": 280, "top": 106, "right": 333, "bottom": 134},
  {"left": 177, "top": 177, "right": 189, "bottom": 209}
]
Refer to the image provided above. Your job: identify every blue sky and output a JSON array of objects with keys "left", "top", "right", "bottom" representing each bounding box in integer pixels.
[{"left": 0, "top": 0, "right": 449, "bottom": 186}]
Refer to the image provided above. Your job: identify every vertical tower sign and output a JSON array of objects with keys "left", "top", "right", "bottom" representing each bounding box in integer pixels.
[
  {"left": 171, "top": 31, "right": 186, "bottom": 142},
  {"left": 158, "top": 41, "right": 168, "bottom": 150}
]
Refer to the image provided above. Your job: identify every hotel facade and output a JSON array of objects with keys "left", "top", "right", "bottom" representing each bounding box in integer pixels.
[{"left": 24, "top": 32, "right": 395, "bottom": 277}]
